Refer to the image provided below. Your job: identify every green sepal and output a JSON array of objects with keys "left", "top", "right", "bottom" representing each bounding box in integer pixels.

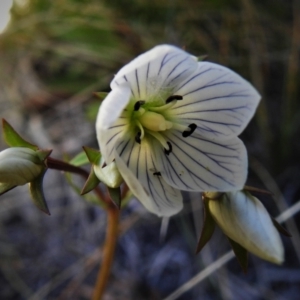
[
  {"left": 69, "top": 151, "right": 90, "bottom": 167},
  {"left": 107, "top": 186, "right": 121, "bottom": 209},
  {"left": 197, "top": 55, "right": 208, "bottom": 61},
  {"left": 0, "top": 183, "right": 16, "bottom": 195},
  {"left": 2, "top": 119, "right": 38, "bottom": 150},
  {"left": 36, "top": 149, "right": 52, "bottom": 163},
  {"left": 81, "top": 167, "right": 100, "bottom": 195},
  {"left": 83, "top": 146, "right": 101, "bottom": 165},
  {"left": 196, "top": 198, "right": 216, "bottom": 254},
  {"left": 227, "top": 237, "right": 248, "bottom": 273},
  {"left": 28, "top": 170, "right": 50, "bottom": 215},
  {"left": 93, "top": 92, "right": 108, "bottom": 101},
  {"left": 271, "top": 217, "right": 292, "bottom": 237},
  {"left": 64, "top": 172, "right": 105, "bottom": 207}
]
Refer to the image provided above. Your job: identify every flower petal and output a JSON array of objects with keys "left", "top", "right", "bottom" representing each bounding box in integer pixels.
[
  {"left": 114, "top": 136, "right": 183, "bottom": 217},
  {"left": 169, "top": 62, "right": 261, "bottom": 139},
  {"left": 111, "top": 45, "right": 198, "bottom": 101},
  {"left": 96, "top": 83, "right": 131, "bottom": 130},
  {"left": 97, "top": 123, "right": 130, "bottom": 165},
  {"left": 155, "top": 131, "right": 247, "bottom": 192},
  {"left": 96, "top": 84, "right": 132, "bottom": 163}
]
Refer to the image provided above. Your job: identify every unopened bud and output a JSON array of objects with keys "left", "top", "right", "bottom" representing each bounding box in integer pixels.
[
  {"left": 208, "top": 190, "right": 284, "bottom": 264},
  {"left": 0, "top": 147, "right": 45, "bottom": 186},
  {"left": 94, "top": 158, "right": 123, "bottom": 188}
]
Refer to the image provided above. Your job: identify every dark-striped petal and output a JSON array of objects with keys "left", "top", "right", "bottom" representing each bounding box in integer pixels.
[
  {"left": 96, "top": 83, "right": 131, "bottom": 130},
  {"left": 111, "top": 45, "right": 198, "bottom": 101},
  {"left": 114, "top": 136, "right": 183, "bottom": 217},
  {"left": 96, "top": 84, "right": 132, "bottom": 163},
  {"left": 155, "top": 130, "right": 247, "bottom": 192},
  {"left": 169, "top": 62, "right": 260, "bottom": 140}
]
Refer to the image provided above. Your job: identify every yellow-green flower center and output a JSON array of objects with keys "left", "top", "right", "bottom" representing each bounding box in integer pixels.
[
  {"left": 129, "top": 94, "right": 197, "bottom": 155},
  {"left": 139, "top": 111, "right": 173, "bottom": 132}
]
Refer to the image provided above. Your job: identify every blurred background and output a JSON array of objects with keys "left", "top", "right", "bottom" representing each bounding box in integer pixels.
[{"left": 0, "top": 0, "right": 300, "bottom": 299}]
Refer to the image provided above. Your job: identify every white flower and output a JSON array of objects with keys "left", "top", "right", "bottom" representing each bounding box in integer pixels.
[
  {"left": 96, "top": 45, "right": 260, "bottom": 217},
  {"left": 208, "top": 191, "right": 284, "bottom": 264},
  {"left": 0, "top": 147, "right": 44, "bottom": 186}
]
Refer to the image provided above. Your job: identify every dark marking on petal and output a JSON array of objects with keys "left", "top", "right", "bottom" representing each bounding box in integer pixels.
[
  {"left": 166, "top": 95, "right": 183, "bottom": 104},
  {"left": 134, "top": 100, "right": 145, "bottom": 111},
  {"left": 153, "top": 171, "right": 161, "bottom": 176},
  {"left": 182, "top": 123, "right": 197, "bottom": 137},
  {"left": 135, "top": 132, "right": 141, "bottom": 144},
  {"left": 135, "top": 69, "right": 140, "bottom": 97},
  {"left": 164, "top": 141, "right": 172, "bottom": 155}
]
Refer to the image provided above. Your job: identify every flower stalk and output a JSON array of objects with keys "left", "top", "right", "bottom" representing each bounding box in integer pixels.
[
  {"left": 92, "top": 204, "right": 120, "bottom": 300},
  {"left": 47, "top": 156, "right": 121, "bottom": 298}
]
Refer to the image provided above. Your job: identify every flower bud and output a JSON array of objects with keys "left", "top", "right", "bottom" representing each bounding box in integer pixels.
[
  {"left": 0, "top": 147, "right": 45, "bottom": 186},
  {"left": 94, "top": 158, "right": 123, "bottom": 188},
  {"left": 208, "top": 190, "right": 284, "bottom": 264}
]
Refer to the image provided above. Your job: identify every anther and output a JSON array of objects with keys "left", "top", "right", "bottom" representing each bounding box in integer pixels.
[
  {"left": 153, "top": 171, "right": 161, "bottom": 176},
  {"left": 182, "top": 123, "right": 197, "bottom": 137},
  {"left": 164, "top": 141, "right": 172, "bottom": 155},
  {"left": 135, "top": 131, "right": 141, "bottom": 144},
  {"left": 134, "top": 100, "right": 145, "bottom": 111},
  {"left": 166, "top": 95, "right": 183, "bottom": 104}
]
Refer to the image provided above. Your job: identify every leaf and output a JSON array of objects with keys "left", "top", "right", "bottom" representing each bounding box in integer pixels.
[
  {"left": 107, "top": 186, "right": 121, "bottom": 209},
  {"left": 83, "top": 146, "right": 101, "bottom": 165},
  {"left": 69, "top": 151, "right": 90, "bottom": 166},
  {"left": 28, "top": 170, "right": 50, "bottom": 215},
  {"left": 227, "top": 237, "right": 248, "bottom": 273},
  {"left": 0, "top": 183, "right": 16, "bottom": 196},
  {"left": 272, "top": 217, "right": 292, "bottom": 237},
  {"left": 196, "top": 198, "right": 216, "bottom": 254},
  {"left": 81, "top": 167, "right": 100, "bottom": 195},
  {"left": 2, "top": 119, "right": 38, "bottom": 150}
]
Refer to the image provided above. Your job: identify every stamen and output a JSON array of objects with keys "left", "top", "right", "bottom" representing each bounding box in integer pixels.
[
  {"left": 164, "top": 142, "right": 172, "bottom": 155},
  {"left": 136, "top": 120, "right": 145, "bottom": 139},
  {"left": 182, "top": 123, "right": 197, "bottom": 137},
  {"left": 135, "top": 131, "right": 141, "bottom": 144},
  {"left": 147, "top": 131, "right": 169, "bottom": 150},
  {"left": 166, "top": 95, "right": 183, "bottom": 104},
  {"left": 149, "top": 100, "right": 177, "bottom": 112},
  {"left": 134, "top": 100, "right": 145, "bottom": 111},
  {"left": 153, "top": 171, "right": 161, "bottom": 176}
]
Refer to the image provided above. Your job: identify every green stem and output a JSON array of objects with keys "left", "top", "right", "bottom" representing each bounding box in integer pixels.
[{"left": 46, "top": 157, "right": 89, "bottom": 177}]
